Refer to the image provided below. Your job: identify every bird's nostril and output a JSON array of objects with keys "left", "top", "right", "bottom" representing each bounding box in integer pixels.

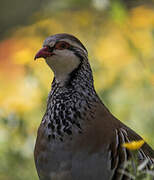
[
  {"left": 34, "top": 46, "right": 55, "bottom": 60},
  {"left": 46, "top": 45, "right": 54, "bottom": 52}
]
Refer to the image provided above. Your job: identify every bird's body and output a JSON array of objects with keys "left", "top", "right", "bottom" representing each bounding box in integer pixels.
[{"left": 34, "top": 33, "right": 154, "bottom": 180}]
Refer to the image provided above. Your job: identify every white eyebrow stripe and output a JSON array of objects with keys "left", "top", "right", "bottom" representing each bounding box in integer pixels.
[
  {"left": 59, "top": 39, "right": 88, "bottom": 55},
  {"left": 43, "top": 41, "right": 55, "bottom": 47}
]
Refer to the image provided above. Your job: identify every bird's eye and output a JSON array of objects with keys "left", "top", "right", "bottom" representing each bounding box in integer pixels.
[{"left": 55, "top": 41, "right": 70, "bottom": 50}]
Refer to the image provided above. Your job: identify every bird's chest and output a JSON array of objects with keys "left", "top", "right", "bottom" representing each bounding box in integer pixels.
[
  {"left": 34, "top": 118, "right": 81, "bottom": 180},
  {"left": 34, "top": 90, "right": 112, "bottom": 179},
  {"left": 35, "top": 141, "right": 112, "bottom": 180},
  {"left": 34, "top": 124, "right": 113, "bottom": 180},
  {"left": 35, "top": 137, "right": 73, "bottom": 180}
]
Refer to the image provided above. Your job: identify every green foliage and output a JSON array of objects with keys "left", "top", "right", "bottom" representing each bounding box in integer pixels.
[{"left": 120, "top": 151, "right": 154, "bottom": 180}]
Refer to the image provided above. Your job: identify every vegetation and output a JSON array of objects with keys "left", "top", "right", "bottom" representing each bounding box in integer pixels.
[{"left": 122, "top": 140, "right": 154, "bottom": 180}]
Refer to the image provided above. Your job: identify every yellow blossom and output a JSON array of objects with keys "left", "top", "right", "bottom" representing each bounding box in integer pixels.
[{"left": 122, "top": 140, "right": 145, "bottom": 150}]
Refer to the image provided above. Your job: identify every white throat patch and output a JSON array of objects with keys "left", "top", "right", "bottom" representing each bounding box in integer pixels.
[{"left": 45, "top": 49, "right": 80, "bottom": 84}]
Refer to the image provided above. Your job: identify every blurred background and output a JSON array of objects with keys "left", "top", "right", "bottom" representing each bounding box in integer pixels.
[{"left": 0, "top": 0, "right": 154, "bottom": 179}]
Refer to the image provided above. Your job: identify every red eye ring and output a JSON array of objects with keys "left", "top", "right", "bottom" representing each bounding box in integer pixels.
[{"left": 55, "top": 41, "right": 70, "bottom": 50}]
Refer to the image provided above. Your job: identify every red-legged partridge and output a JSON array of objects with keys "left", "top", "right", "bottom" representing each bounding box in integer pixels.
[{"left": 34, "top": 33, "right": 154, "bottom": 180}]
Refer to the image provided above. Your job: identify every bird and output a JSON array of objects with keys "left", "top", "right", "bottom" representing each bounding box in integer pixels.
[{"left": 34, "top": 33, "right": 154, "bottom": 180}]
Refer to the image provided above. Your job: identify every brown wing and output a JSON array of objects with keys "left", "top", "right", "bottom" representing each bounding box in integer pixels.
[{"left": 92, "top": 102, "right": 154, "bottom": 180}]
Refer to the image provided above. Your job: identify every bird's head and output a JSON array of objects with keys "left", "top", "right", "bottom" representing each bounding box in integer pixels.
[{"left": 34, "top": 33, "right": 88, "bottom": 83}]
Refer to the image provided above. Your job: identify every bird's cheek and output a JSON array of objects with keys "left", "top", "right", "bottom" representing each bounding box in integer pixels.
[
  {"left": 46, "top": 54, "right": 57, "bottom": 61},
  {"left": 45, "top": 56, "right": 60, "bottom": 69}
]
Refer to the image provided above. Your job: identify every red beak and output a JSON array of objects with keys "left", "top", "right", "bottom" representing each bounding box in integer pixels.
[{"left": 34, "top": 46, "right": 54, "bottom": 60}]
